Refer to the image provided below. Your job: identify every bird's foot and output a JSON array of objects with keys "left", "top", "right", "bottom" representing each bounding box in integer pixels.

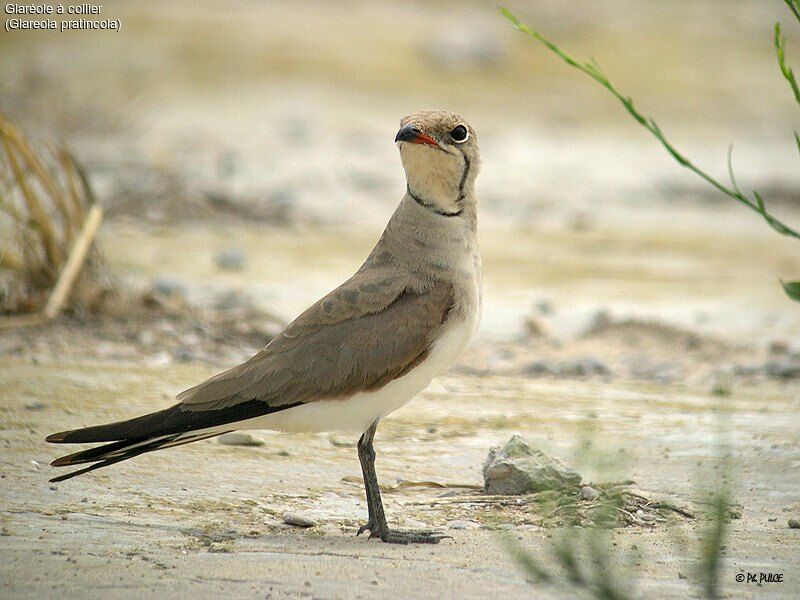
[{"left": 357, "top": 522, "right": 449, "bottom": 544}]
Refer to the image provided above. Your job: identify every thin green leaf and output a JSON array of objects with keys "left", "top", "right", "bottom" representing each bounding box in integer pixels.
[
  {"left": 774, "top": 23, "right": 800, "bottom": 106},
  {"left": 781, "top": 280, "right": 800, "bottom": 301}
]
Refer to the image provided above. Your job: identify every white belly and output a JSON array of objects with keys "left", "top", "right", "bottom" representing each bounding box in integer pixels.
[{"left": 233, "top": 312, "right": 478, "bottom": 434}]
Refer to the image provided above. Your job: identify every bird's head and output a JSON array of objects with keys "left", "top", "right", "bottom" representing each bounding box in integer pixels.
[{"left": 395, "top": 111, "right": 480, "bottom": 216}]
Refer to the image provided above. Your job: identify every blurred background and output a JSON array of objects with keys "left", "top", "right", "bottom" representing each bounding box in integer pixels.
[{"left": 2, "top": 0, "right": 799, "bottom": 379}]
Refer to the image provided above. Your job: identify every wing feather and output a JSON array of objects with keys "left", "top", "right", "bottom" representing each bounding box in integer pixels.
[{"left": 176, "top": 270, "right": 453, "bottom": 412}]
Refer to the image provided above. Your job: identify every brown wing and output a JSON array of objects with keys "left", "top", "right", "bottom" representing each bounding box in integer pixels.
[{"left": 176, "top": 270, "right": 454, "bottom": 412}]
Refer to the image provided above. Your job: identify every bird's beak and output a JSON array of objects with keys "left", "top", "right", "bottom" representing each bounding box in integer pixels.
[{"left": 395, "top": 124, "right": 439, "bottom": 148}]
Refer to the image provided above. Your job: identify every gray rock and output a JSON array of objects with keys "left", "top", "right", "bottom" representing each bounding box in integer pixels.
[
  {"left": 152, "top": 276, "right": 186, "bottom": 298},
  {"left": 580, "top": 485, "right": 599, "bottom": 501},
  {"left": 789, "top": 518, "right": 800, "bottom": 529},
  {"left": 217, "top": 432, "right": 264, "bottom": 447},
  {"left": 765, "top": 360, "right": 800, "bottom": 380},
  {"left": 283, "top": 512, "right": 317, "bottom": 528},
  {"left": 215, "top": 248, "right": 247, "bottom": 271},
  {"left": 483, "top": 435, "right": 582, "bottom": 495}
]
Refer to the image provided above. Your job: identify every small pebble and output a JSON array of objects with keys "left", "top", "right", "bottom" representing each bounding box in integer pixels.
[
  {"left": 765, "top": 360, "right": 800, "bottom": 380},
  {"left": 768, "top": 339, "right": 790, "bottom": 354},
  {"left": 218, "top": 432, "right": 264, "bottom": 447},
  {"left": 535, "top": 298, "right": 554, "bottom": 315},
  {"left": 152, "top": 276, "right": 186, "bottom": 298},
  {"left": 328, "top": 436, "right": 356, "bottom": 448},
  {"left": 215, "top": 248, "right": 247, "bottom": 271},
  {"left": 24, "top": 401, "right": 47, "bottom": 411},
  {"left": 520, "top": 360, "right": 553, "bottom": 377},
  {"left": 447, "top": 520, "right": 479, "bottom": 530},
  {"left": 580, "top": 485, "right": 599, "bottom": 501},
  {"left": 283, "top": 512, "right": 317, "bottom": 528},
  {"left": 173, "top": 348, "right": 194, "bottom": 363},
  {"left": 789, "top": 518, "right": 800, "bottom": 529},
  {"left": 558, "top": 357, "right": 611, "bottom": 378}
]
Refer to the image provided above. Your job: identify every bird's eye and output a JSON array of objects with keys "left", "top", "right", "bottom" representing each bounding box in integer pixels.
[{"left": 450, "top": 125, "right": 468, "bottom": 143}]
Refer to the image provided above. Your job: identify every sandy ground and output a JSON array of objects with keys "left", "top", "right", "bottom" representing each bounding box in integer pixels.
[{"left": 1, "top": 362, "right": 799, "bottom": 599}]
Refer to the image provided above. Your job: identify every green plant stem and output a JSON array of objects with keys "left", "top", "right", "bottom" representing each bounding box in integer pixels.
[
  {"left": 499, "top": 7, "right": 800, "bottom": 242},
  {"left": 775, "top": 23, "right": 800, "bottom": 105},
  {"left": 784, "top": 0, "right": 800, "bottom": 24}
]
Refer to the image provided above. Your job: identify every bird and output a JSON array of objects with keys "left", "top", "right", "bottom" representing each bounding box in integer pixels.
[{"left": 47, "top": 110, "right": 483, "bottom": 544}]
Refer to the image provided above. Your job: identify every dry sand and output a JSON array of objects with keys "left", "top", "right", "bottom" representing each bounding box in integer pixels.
[{"left": 1, "top": 359, "right": 799, "bottom": 599}]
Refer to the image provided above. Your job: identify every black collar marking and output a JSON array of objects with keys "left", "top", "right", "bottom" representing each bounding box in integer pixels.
[
  {"left": 408, "top": 149, "right": 471, "bottom": 218},
  {"left": 408, "top": 185, "right": 463, "bottom": 217}
]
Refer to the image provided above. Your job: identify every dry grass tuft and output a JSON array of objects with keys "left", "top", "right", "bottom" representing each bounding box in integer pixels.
[{"left": 0, "top": 112, "right": 113, "bottom": 316}]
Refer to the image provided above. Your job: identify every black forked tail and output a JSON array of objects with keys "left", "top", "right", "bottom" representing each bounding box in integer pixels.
[
  {"left": 48, "top": 430, "right": 229, "bottom": 483},
  {"left": 46, "top": 399, "right": 302, "bottom": 483}
]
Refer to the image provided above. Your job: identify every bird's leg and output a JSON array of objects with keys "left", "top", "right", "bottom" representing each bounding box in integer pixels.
[
  {"left": 356, "top": 422, "right": 383, "bottom": 536},
  {"left": 356, "top": 421, "right": 448, "bottom": 544}
]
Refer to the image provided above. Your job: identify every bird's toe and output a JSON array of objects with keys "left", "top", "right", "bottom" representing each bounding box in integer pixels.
[{"left": 376, "top": 528, "right": 450, "bottom": 544}]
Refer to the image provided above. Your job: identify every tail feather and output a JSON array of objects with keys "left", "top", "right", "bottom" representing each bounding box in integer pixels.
[
  {"left": 47, "top": 399, "right": 302, "bottom": 483},
  {"left": 48, "top": 430, "right": 230, "bottom": 483}
]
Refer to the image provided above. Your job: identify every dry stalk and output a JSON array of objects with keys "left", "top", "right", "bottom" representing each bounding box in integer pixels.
[{"left": 0, "top": 112, "right": 110, "bottom": 317}]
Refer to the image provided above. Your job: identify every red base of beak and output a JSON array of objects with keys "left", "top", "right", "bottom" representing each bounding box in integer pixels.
[{"left": 410, "top": 133, "right": 439, "bottom": 147}]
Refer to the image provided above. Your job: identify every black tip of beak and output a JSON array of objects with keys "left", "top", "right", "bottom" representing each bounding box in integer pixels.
[{"left": 395, "top": 124, "right": 421, "bottom": 143}]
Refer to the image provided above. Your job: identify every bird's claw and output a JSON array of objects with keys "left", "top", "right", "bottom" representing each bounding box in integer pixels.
[{"left": 356, "top": 521, "right": 374, "bottom": 537}]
